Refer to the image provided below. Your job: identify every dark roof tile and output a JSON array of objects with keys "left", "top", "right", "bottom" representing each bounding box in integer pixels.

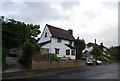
[{"left": 46, "top": 24, "right": 75, "bottom": 41}]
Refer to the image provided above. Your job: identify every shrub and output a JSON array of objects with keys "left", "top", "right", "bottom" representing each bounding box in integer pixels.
[
  {"left": 97, "top": 56, "right": 109, "bottom": 62},
  {"left": 102, "top": 56, "right": 109, "bottom": 62},
  {"left": 103, "top": 55, "right": 111, "bottom": 60},
  {"left": 44, "top": 53, "right": 49, "bottom": 59},
  {"left": 18, "top": 42, "right": 34, "bottom": 67},
  {"left": 43, "top": 53, "right": 59, "bottom": 61}
]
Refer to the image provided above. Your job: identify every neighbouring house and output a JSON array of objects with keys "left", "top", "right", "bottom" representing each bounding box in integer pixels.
[
  {"left": 38, "top": 24, "right": 76, "bottom": 59},
  {"left": 99, "top": 43, "right": 110, "bottom": 57},
  {"left": 82, "top": 40, "right": 110, "bottom": 58},
  {"left": 82, "top": 42, "right": 95, "bottom": 58}
]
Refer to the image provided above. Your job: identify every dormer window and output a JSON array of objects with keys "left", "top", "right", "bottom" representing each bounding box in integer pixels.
[
  {"left": 57, "top": 38, "right": 61, "bottom": 43},
  {"left": 45, "top": 32, "right": 47, "bottom": 37}
]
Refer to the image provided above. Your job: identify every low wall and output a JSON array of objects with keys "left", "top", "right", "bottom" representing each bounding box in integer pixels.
[
  {"left": 4, "top": 55, "right": 86, "bottom": 72},
  {"left": 32, "top": 60, "right": 86, "bottom": 70}
]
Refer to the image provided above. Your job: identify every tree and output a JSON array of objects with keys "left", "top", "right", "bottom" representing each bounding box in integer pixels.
[
  {"left": 18, "top": 41, "right": 34, "bottom": 68},
  {"left": 91, "top": 45, "right": 103, "bottom": 56},
  {"left": 2, "top": 16, "right": 41, "bottom": 50},
  {"left": 107, "top": 46, "right": 120, "bottom": 61},
  {"left": 2, "top": 16, "right": 41, "bottom": 70},
  {"left": 74, "top": 37, "right": 86, "bottom": 60},
  {"left": 90, "top": 45, "right": 103, "bottom": 64}
]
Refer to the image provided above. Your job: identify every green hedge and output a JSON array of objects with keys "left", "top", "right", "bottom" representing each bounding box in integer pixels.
[
  {"left": 97, "top": 56, "right": 109, "bottom": 62},
  {"left": 43, "top": 53, "right": 59, "bottom": 61}
]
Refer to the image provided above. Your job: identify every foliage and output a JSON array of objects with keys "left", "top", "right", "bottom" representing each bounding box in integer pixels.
[
  {"left": 97, "top": 56, "right": 109, "bottom": 62},
  {"left": 74, "top": 37, "right": 86, "bottom": 60},
  {"left": 107, "top": 46, "right": 120, "bottom": 61},
  {"left": 33, "top": 44, "right": 40, "bottom": 54},
  {"left": 90, "top": 45, "right": 103, "bottom": 56},
  {"left": 44, "top": 53, "right": 49, "bottom": 59},
  {"left": 2, "top": 16, "right": 41, "bottom": 68},
  {"left": 43, "top": 53, "right": 59, "bottom": 61},
  {"left": 18, "top": 42, "right": 34, "bottom": 67},
  {"left": 2, "top": 16, "right": 40, "bottom": 50},
  {"left": 102, "top": 56, "right": 109, "bottom": 62},
  {"left": 2, "top": 47, "right": 8, "bottom": 71}
]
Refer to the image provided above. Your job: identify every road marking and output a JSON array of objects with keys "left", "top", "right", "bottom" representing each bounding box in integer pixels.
[
  {"left": 2, "top": 66, "right": 95, "bottom": 79},
  {"left": 1, "top": 72, "right": 56, "bottom": 80}
]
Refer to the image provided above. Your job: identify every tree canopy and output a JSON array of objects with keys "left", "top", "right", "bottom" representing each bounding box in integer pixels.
[
  {"left": 74, "top": 37, "right": 86, "bottom": 60},
  {"left": 107, "top": 46, "right": 120, "bottom": 61},
  {"left": 90, "top": 45, "right": 103, "bottom": 57},
  {"left": 2, "top": 16, "right": 41, "bottom": 50}
]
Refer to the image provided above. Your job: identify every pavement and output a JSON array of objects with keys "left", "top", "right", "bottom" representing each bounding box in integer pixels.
[{"left": 1, "top": 63, "right": 119, "bottom": 80}]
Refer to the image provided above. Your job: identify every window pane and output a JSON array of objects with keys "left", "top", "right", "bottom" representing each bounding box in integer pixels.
[
  {"left": 71, "top": 50, "right": 75, "bottom": 55},
  {"left": 57, "top": 38, "right": 61, "bottom": 43},
  {"left": 66, "top": 50, "right": 70, "bottom": 55},
  {"left": 45, "top": 32, "right": 47, "bottom": 37},
  {"left": 55, "top": 49, "right": 59, "bottom": 54}
]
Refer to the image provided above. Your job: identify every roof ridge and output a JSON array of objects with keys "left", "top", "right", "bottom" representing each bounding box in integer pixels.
[
  {"left": 46, "top": 24, "right": 75, "bottom": 41},
  {"left": 46, "top": 24, "right": 69, "bottom": 32}
]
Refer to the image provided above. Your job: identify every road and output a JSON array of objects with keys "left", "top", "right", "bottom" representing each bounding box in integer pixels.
[{"left": 2, "top": 63, "right": 118, "bottom": 80}]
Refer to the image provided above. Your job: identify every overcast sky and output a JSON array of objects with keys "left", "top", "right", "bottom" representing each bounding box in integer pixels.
[{"left": 1, "top": 0, "right": 119, "bottom": 48}]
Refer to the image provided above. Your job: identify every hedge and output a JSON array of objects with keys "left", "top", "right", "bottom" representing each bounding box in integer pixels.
[{"left": 43, "top": 53, "right": 59, "bottom": 61}]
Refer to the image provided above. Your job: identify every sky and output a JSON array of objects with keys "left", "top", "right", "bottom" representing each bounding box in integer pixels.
[{"left": 1, "top": 0, "right": 119, "bottom": 48}]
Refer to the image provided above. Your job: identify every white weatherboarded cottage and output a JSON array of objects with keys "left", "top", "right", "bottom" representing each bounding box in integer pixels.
[{"left": 38, "top": 24, "right": 76, "bottom": 59}]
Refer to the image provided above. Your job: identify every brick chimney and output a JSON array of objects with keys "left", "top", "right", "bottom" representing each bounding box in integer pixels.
[
  {"left": 68, "top": 29, "right": 73, "bottom": 35},
  {"left": 100, "top": 42, "right": 103, "bottom": 46},
  {"left": 95, "top": 39, "right": 96, "bottom": 44}
]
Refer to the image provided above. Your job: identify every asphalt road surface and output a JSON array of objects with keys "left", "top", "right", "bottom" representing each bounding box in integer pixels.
[{"left": 2, "top": 63, "right": 118, "bottom": 80}]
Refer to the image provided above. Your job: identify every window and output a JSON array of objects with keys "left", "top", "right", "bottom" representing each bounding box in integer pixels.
[
  {"left": 45, "top": 32, "right": 47, "bottom": 37},
  {"left": 71, "top": 49, "right": 75, "bottom": 55},
  {"left": 57, "top": 38, "right": 61, "bottom": 43},
  {"left": 55, "top": 48, "right": 60, "bottom": 54},
  {"left": 40, "top": 48, "right": 49, "bottom": 54},
  {"left": 66, "top": 49, "right": 70, "bottom": 55},
  {"left": 69, "top": 41, "right": 72, "bottom": 45}
]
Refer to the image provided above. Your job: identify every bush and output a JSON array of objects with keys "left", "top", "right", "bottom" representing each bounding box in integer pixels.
[
  {"left": 44, "top": 53, "right": 49, "bottom": 59},
  {"left": 2, "top": 47, "right": 8, "bottom": 71},
  {"left": 43, "top": 53, "right": 59, "bottom": 61},
  {"left": 18, "top": 42, "right": 34, "bottom": 67},
  {"left": 102, "top": 56, "right": 109, "bottom": 62},
  {"left": 97, "top": 56, "right": 109, "bottom": 62},
  {"left": 104, "top": 55, "right": 111, "bottom": 60}
]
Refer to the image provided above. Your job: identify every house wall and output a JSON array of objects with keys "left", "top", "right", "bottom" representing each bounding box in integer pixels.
[
  {"left": 83, "top": 46, "right": 93, "bottom": 53},
  {"left": 38, "top": 25, "right": 52, "bottom": 43},
  {"left": 39, "top": 25, "right": 75, "bottom": 59},
  {"left": 50, "top": 37, "right": 75, "bottom": 59}
]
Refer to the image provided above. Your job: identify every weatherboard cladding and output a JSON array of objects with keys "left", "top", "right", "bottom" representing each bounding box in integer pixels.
[{"left": 46, "top": 24, "right": 75, "bottom": 41}]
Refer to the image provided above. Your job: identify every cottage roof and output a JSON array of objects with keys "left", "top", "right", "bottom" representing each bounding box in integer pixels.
[
  {"left": 87, "top": 42, "right": 96, "bottom": 47},
  {"left": 46, "top": 24, "right": 75, "bottom": 41}
]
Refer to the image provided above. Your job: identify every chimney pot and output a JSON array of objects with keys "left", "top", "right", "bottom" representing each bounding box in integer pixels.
[{"left": 95, "top": 39, "right": 96, "bottom": 44}]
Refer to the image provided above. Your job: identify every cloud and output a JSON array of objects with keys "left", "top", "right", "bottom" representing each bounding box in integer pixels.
[
  {"left": 83, "top": 11, "right": 97, "bottom": 19},
  {"left": 1, "top": 0, "right": 118, "bottom": 47},
  {"left": 60, "top": 2, "right": 80, "bottom": 10},
  {"left": 100, "top": 1, "right": 118, "bottom": 9},
  {"left": 2, "top": 2, "right": 70, "bottom": 24}
]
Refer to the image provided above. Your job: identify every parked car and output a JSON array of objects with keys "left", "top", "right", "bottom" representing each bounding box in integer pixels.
[
  {"left": 96, "top": 60, "right": 102, "bottom": 65},
  {"left": 86, "top": 57, "right": 94, "bottom": 65},
  {"left": 9, "top": 49, "right": 17, "bottom": 57}
]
